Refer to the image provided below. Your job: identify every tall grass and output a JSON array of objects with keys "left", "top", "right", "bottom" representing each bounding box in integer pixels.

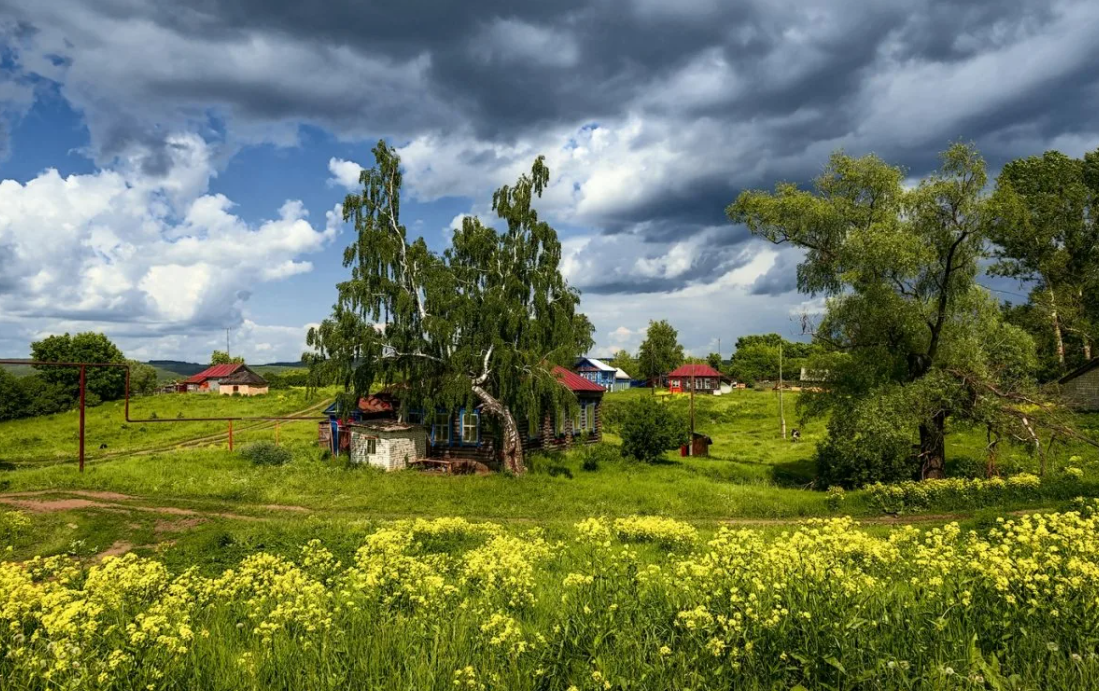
[{"left": 4, "top": 507, "right": 1099, "bottom": 690}]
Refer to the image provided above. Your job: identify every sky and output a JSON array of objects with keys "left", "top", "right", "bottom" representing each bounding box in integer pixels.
[{"left": 0, "top": 0, "right": 1097, "bottom": 364}]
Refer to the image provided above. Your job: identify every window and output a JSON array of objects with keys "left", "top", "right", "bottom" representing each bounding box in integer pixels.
[
  {"left": 407, "top": 409, "right": 424, "bottom": 424},
  {"left": 671, "top": 379, "right": 679, "bottom": 388},
  {"left": 232, "top": 385, "right": 239, "bottom": 392},
  {"left": 364, "top": 438, "right": 377, "bottom": 455},
  {"left": 461, "top": 410, "right": 479, "bottom": 444},
  {"left": 587, "top": 403, "right": 597, "bottom": 431},
  {"left": 579, "top": 404, "right": 587, "bottom": 432},
  {"left": 432, "top": 412, "right": 450, "bottom": 444}
]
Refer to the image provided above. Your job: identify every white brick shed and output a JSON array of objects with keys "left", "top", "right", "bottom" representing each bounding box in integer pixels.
[{"left": 348, "top": 420, "right": 428, "bottom": 471}]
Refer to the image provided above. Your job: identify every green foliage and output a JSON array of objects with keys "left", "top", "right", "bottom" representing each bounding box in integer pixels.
[
  {"left": 986, "top": 149, "right": 1099, "bottom": 375},
  {"left": 706, "top": 352, "right": 723, "bottom": 372},
  {"left": 0, "top": 369, "right": 28, "bottom": 421},
  {"left": 307, "top": 140, "right": 592, "bottom": 472},
  {"left": 31, "top": 332, "right": 127, "bottom": 402},
  {"left": 815, "top": 384, "right": 921, "bottom": 487},
  {"left": 608, "top": 349, "right": 637, "bottom": 379},
  {"left": 620, "top": 396, "right": 688, "bottom": 463},
  {"left": 727, "top": 334, "right": 817, "bottom": 384},
  {"left": 865, "top": 474, "right": 1044, "bottom": 513},
  {"left": 729, "top": 143, "right": 1065, "bottom": 481},
  {"left": 17, "top": 375, "right": 74, "bottom": 417},
  {"left": 241, "top": 441, "right": 292, "bottom": 466},
  {"left": 636, "top": 320, "right": 684, "bottom": 384},
  {"left": 211, "top": 350, "right": 245, "bottom": 365},
  {"left": 127, "top": 360, "right": 159, "bottom": 396}
]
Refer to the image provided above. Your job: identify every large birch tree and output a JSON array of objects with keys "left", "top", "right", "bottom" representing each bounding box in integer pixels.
[{"left": 306, "top": 140, "right": 592, "bottom": 473}]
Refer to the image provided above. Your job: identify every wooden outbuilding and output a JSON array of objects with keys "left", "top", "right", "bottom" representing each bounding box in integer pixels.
[{"left": 1058, "top": 358, "right": 1099, "bottom": 411}]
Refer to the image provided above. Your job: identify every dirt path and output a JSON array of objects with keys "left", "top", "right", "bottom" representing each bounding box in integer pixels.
[{"left": 0, "top": 489, "right": 310, "bottom": 521}]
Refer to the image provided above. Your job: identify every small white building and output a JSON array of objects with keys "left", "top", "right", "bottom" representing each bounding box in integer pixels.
[{"left": 348, "top": 420, "right": 427, "bottom": 471}]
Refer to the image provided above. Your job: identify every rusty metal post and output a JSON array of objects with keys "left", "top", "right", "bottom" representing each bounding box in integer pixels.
[
  {"left": 228, "top": 420, "right": 234, "bottom": 451},
  {"left": 78, "top": 365, "right": 87, "bottom": 472}
]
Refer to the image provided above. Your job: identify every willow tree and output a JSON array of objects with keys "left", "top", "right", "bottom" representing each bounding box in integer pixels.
[
  {"left": 729, "top": 143, "right": 1082, "bottom": 485},
  {"left": 306, "top": 140, "right": 592, "bottom": 473}
]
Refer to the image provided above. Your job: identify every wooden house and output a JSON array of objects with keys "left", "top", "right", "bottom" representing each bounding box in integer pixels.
[
  {"left": 1057, "top": 359, "right": 1099, "bottom": 411},
  {"left": 667, "top": 364, "right": 722, "bottom": 394},
  {"left": 613, "top": 367, "right": 633, "bottom": 392},
  {"left": 574, "top": 357, "right": 617, "bottom": 390},
  {"left": 181, "top": 363, "right": 267, "bottom": 394},
  {"left": 320, "top": 366, "right": 605, "bottom": 467}
]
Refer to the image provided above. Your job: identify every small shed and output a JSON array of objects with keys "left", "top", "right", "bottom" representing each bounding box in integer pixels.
[
  {"left": 348, "top": 420, "right": 427, "bottom": 471},
  {"left": 1058, "top": 358, "right": 1099, "bottom": 411},
  {"left": 680, "top": 432, "right": 713, "bottom": 457}
]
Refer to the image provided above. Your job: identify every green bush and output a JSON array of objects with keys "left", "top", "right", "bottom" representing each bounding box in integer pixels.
[
  {"left": 865, "top": 473, "right": 1042, "bottom": 513},
  {"left": 241, "top": 441, "right": 292, "bottom": 467},
  {"left": 620, "top": 397, "right": 688, "bottom": 463},
  {"left": 816, "top": 395, "right": 918, "bottom": 488},
  {"left": 576, "top": 443, "right": 621, "bottom": 472}
]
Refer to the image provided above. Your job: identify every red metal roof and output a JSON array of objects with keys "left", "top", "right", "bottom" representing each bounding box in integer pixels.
[
  {"left": 183, "top": 363, "right": 245, "bottom": 384},
  {"left": 553, "top": 365, "right": 605, "bottom": 393},
  {"left": 668, "top": 363, "right": 722, "bottom": 378}
]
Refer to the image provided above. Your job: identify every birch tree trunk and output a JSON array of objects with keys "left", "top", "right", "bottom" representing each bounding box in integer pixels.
[
  {"left": 1049, "top": 286, "right": 1065, "bottom": 367},
  {"left": 471, "top": 384, "right": 525, "bottom": 474}
]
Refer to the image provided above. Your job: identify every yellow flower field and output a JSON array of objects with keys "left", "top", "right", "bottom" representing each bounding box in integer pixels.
[{"left": 4, "top": 507, "right": 1099, "bottom": 689}]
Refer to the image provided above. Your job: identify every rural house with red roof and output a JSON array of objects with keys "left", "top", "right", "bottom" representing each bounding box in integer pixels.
[
  {"left": 322, "top": 364, "right": 605, "bottom": 468},
  {"left": 179, "top": 363, "right": 269, "bottom": 396},
  {"left": 667, "top": 363, "right": 722, "bottom": 394}
]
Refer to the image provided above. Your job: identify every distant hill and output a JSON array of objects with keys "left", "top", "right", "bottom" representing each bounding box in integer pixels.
[
  {"left": 0, "top": 362, "right": 36, "bottom": 378},
  {"left": 146, "top": 360, "right": 209, "bottom": 377}
]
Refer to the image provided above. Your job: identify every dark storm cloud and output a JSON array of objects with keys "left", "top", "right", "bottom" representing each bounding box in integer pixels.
[
  {"left": 4, "top": 0, "right": 1099, "bottom": 296},
  {"left": 749, "top": 250, "right": 801, "bottom": 296}
]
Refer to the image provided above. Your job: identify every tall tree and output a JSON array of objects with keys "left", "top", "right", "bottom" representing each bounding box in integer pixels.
[
  {"left": 706, "top": 353, "right": 723, "bottom": 372},
  {"left": 636, "top": 320, "right": 684, "bottom": 389},
  {"left": 986, "top": 150, "right": 1099, "bottom": 370},
  {"left": 30, "top": 332, "right": 126, "bottom": 402},
  {"left": 729, "top": 143, "right": 1070, "bottom": 483},
  {"left": 608, "top": 349, "right": 637, "bottom": 378},
  {"left": 306, "top": 140, "right": 592, "bottom": 473},
  {"left": 211, "top": 350, "right": 245, "bottom": 365}
]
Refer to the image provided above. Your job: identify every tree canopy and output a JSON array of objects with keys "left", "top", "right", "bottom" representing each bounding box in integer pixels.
[
  {"left": 306, "top": 140, "right": 592, "bottom": 473},
  {"left": 608, "top": 350, "right": 637, "bottom": 378},
  {"left": 729, "top": 143, "right": 1076, "bottom": 486},
  {"left": 211, "top": 350, "right": 245, "bottom": 365},
  {"left": 30, "top": 332, "right": 126, "bottom": 402},
  {"left": 636, "top": 320, "right": 684, "bottom": 386},
  {"left": 987, "top": 149, "right": 1099, "bottom": 375}
]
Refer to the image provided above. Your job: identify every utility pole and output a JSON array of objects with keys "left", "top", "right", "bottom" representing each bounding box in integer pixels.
[
  {"left": 689, "top": 373, "right": 696, "bottom": 456},
  {"left": 778, "top": 344, "right": 786, "bottom": 439},
  {"left": 226, "top": 327, "right": 231, "bottom": 360}
]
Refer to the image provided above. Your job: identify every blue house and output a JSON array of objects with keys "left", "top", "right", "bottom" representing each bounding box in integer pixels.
[{"left": 574, "top": 357, "right": 615, "bottom": 390}]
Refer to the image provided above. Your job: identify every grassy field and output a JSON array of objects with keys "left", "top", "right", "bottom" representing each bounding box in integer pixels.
[
  {"left": 3, "top": 388, "right": 1099, "bottom": 689},
  {"left": 0, "top": 388, "right": 335, "bottom": 467}
]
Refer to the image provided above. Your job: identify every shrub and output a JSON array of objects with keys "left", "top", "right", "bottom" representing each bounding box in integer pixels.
[
  {"left": 0, "top": 510, "right": 31, "bottom": 543},
  {"left": 1064, "top": 466, "right": 1085, "bottom": 480},
  {"left": 611, "top": 515, "right": 698, "bottom": 549},
  {"left": 816, "top": 395, "right": 919, "bottom": 488},
  {"left": 620, "top": 397, "right": 688, "bottom": 463},
  {"left": 242, "top": 441, "right": 292, "bottom": 466},
  {"left": 825, "top": 485, "right": 846, "bottom": 511},
  {"left": 865, "top": 473, "right": 1043, "bottom": 513},
  {"left": 576, "top": 443, "right": 621, "bottom": 472}
]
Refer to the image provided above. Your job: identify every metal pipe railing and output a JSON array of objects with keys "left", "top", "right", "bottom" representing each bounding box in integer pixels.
[{"left": 0, "top": 359, "right": 325, "bottom": 471}]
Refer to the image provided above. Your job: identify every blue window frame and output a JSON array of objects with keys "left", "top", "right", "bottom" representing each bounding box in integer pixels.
[{"left": 431, "top": 411, "right": 451, "bottom": 445}]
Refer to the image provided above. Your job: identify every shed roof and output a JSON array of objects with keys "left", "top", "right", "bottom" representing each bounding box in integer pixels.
[
  {"left": 1059, "top": 358, "right": 1099, "bottom": 384},
  {"left": 221, "top": 369, "right": 268, "bottom": 386},
  {"left": 614, "top": 367, "right": 631, "bottom": 380},
  {"left": 553, "top": 365, "right": 605, "bottom": 392},
  {"left": 183, "top": 363, "right": 245, "bottom": 384},
  {"left": 668, "top": 363, "right": 722, "bottom": 378}
]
